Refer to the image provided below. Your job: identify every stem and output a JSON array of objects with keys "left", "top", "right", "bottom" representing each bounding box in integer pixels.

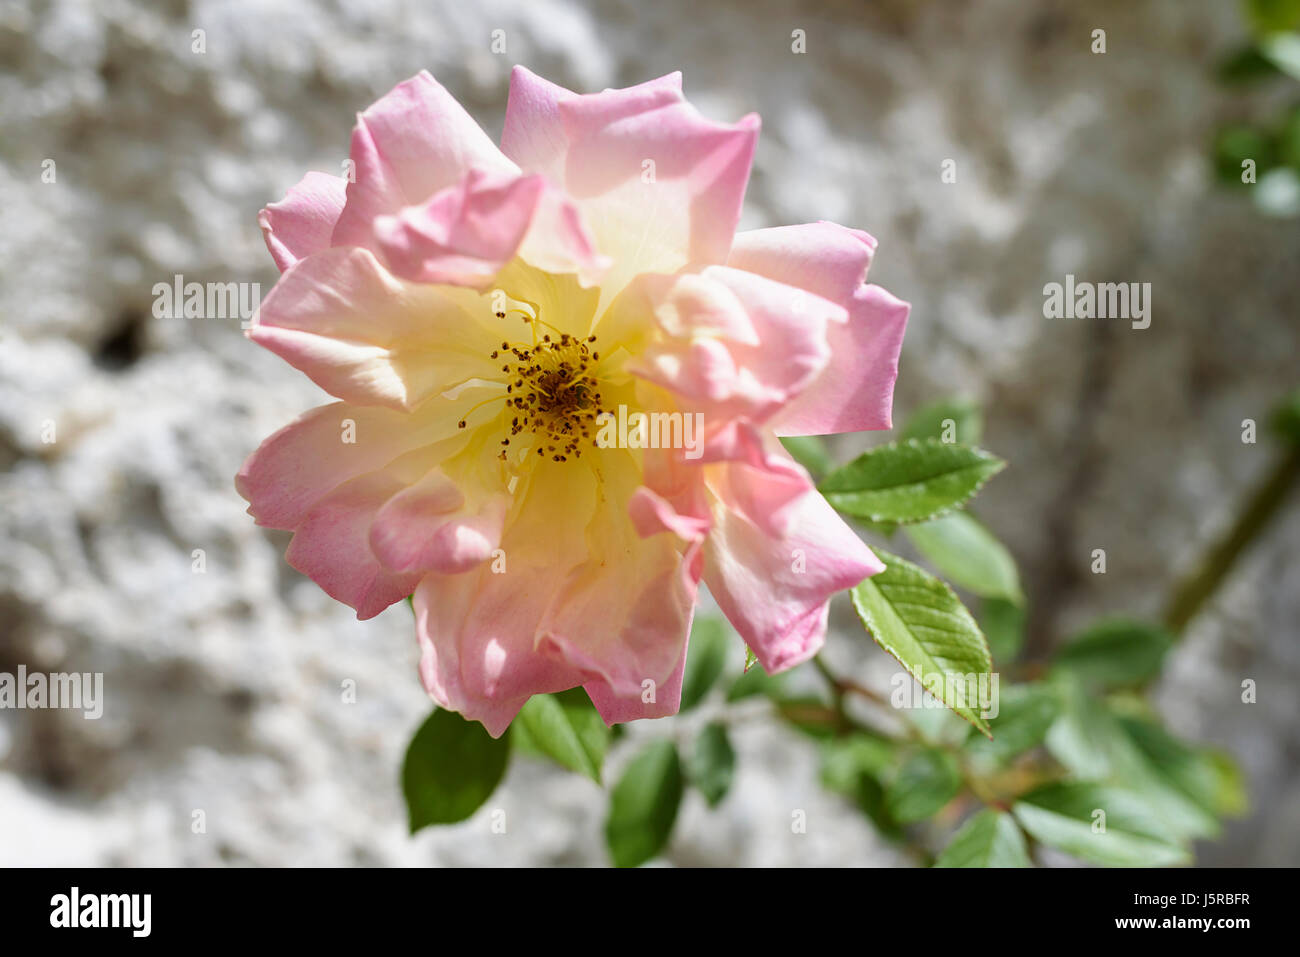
[
  {"left": 812, "top": 654, "right": 892, "bottom": 708},
  {"left": 1162, "top": 442, "right": 1300, "bottom": 634},
  {"left": 811, "top": 654, "right": 845, "bottom": 708},
  {"left": 811, "top": 653, "right": 923, "bottom": 743}
]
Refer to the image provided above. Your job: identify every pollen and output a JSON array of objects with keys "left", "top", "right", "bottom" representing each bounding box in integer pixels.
[
  {"left": 502, "top": 333, "right": 605, "bottom": 460},
  {"left": 458, "top": 295, "right": 608, "bottom": 464}
]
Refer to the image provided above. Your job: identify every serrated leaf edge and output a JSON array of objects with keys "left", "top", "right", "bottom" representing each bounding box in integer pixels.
[
  {"left": 821, "top": 438, "right": 1007, "bottom": 525},
  {"left": 851, "top": 547, "right": 995, "bottom": 738}
]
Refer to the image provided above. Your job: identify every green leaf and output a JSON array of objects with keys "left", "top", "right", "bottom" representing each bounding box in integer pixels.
[
  {"left": 904, "top": 511, "right": 1023, "bottom": 604},
  {"left": 680, "top": 618, "right": 730, "bottom": 711},
  {"left": 903, "top": 702, "right": 975, "bottom": 747},
  {"left": 1217, "top": 43, "right": 1283, "bottom": 83},
  {"left": 858, "top": 518, "right": 900, "bottom": 538},
  {"left": 511, "top": 689, "right": 608, "bottom": 783},
  {"left": 851, "top": 548, "right": 994, "bottom": 735},
  {"left": 402, "top": 708, "right": 511, "bottom": 832},
  {"left": 1260, "top": 30, "right": 1300, "bottom": 80},
  {"left": 1043, "top": 679, "right": 1114, "bottom": 780},
  {"left": 1052, "top": 619, "right": 1172, "bottom": 688},
  {"left": 1278, "top": 105, "right": 1300, "bottom": 170},
  {"left": 821, "top": 734, "right": 897, "bottom": 791},
  {"left": 885, "top": 748, "right": 962, "bottom": 823},
  {"left": 1248, "top": 0, "right": 1300, "bottom": 34},
  {"left": 726, "top": 658, "right": 785, "bottom": 701},
  {"left": 1044, "top": 680, "right": 1219, "bottom": 841},
  {"left": 979, "top": 597, "right": 1025, "bottom": 665},
  {"left": 935, "top": 810, "right": 1031, "bottom": 868},
  {"left": 1214, "top": 124, "right": 1276, "bottom": 184},
  {"left": 1203, "top": 750, "right": 1250, "bottom": 818},
  {"left": 820, "top": 734, "right": 901, "bottom": 835},
  {"left": 1270, "top": 385, "right": 1300, "bottom": 444},
  {"left": 776, "top": 696, "right": 843, "bottom": 740},
  {"left": 1118, "top": 716, "right": 1248, "bottom": 820},
  {"left": 780, "top": 435, "right": 833, "bottom": 480},
  {"left": 964, "top": 684, "right": 1059, "bottom": 763},
  {"left": 605, "top": 740, "right": 685, "bottom": 867},
  {"left": 688, "top": 722, "right": 736, "bottom": 807},
  {"left": 899, "top": 397, "right": 983, "bottom": 446},
  {"left": 821, "top": 439, "right": 1005, "bottom": 524},
  {"left": 508, "top": 710, "right": 543, "bottom": 758},
  {"left": 1013, "top": 783, "right": 1189, "bottom": 867}
]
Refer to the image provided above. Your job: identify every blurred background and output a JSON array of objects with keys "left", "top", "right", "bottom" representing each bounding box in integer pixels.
[{"left": 1, "top": 0, "right": 1298, "bottom": 866}]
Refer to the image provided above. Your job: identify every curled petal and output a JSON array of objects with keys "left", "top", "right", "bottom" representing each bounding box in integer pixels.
[
  {"left": 369, "top": 468, "right": 509, "bottom": 575},
  {"left": 771, "top": 284, "right": 910, "bottom": 435},
  {"left": 541, "top": 531, "right": 698, "bottom": 705},
  {"left": 516, "top": 184, "right": 610, "bottom": 284},
  {"left": 629, "top": 485, "right": 711, "bottom": 541},
  {"left": 728, "top": 223, "right": 909, "bottom": 435},
  {"left": 236, "top": 401, "right": 464, "bottom": 530},
  {"left": 248, "top": 247, "right": 498, "bottom": 410},
  {"left": 414, "top": 567, "right": 583, "bottom": 737},
  {"left": 727, "top": 221, "right": 876, "bottom": 304},
  {"left": 500, "top": 66, "right": 575, "bottom": 182},
  {"left": 582, "top": 598, "right": 693, "bottom": 725},
  {"left": 630, "top": 266, "right": 840, "bottom": 425},
  {"left": 698, "top": 421, "right": 811, "bottom": 537},
  {"left": 539, "top": 452, "right": 700, "bottom": 702},
  {"left": 559, "top": 91, "right": 759, "bottom": 294},
  {"left": 628, "top": 444, "right": 713, "bottom": 541},
  {"left": 331, "top": 71, "right": 518, "bottom": 250},
  {"left": 374, "top": 169, "right": 607, "bottom": 288},
  {"left": 374, "top": 170, "right": 545, "bottom": 287},
  {"left": 502, "top": 66, "right": 683, "bottom": 184},
  {"left": 284, "top": 471, "right": 425, "bottom": 620},
  {"left": 413, "top": 461, "right": 598, "bottom": 735},
  {"left": 703, "top": 486, "right": 884, "bottom": 673},
  {"left": 259, "top": 171, "right": 348, "bottom": 272}
]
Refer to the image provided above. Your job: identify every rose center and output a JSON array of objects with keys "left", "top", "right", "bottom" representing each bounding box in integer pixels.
[{"left": 457, "top": 295, "right": 609, "bottom": 464}]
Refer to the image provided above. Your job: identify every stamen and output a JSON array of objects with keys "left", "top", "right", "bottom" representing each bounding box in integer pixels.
[{"left": 460, "top": 293, "right": 609, "bottom": 463}]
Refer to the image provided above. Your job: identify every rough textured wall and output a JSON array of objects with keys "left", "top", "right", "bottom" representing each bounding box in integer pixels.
[{"left": 1, "top": 0, "right": 1296, "bottom": 865}]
